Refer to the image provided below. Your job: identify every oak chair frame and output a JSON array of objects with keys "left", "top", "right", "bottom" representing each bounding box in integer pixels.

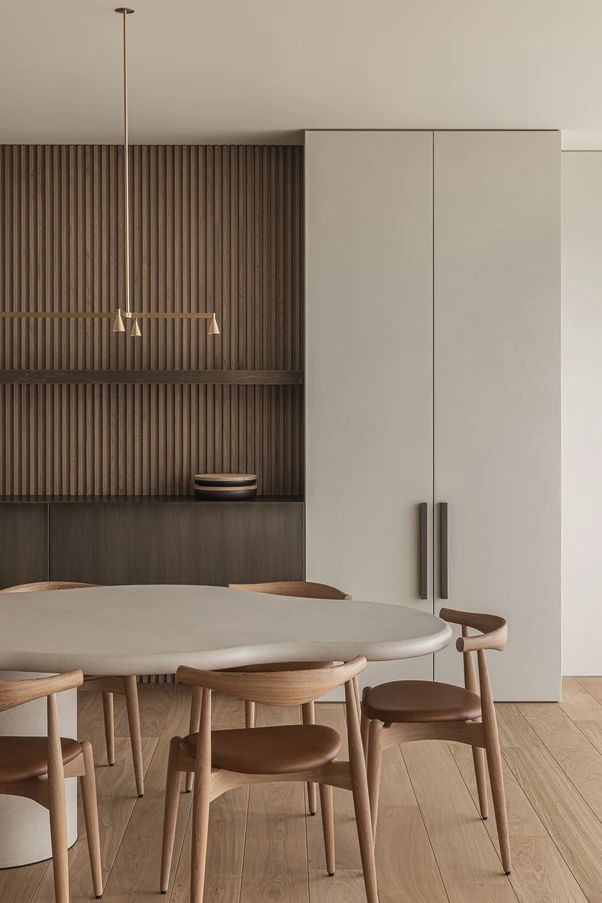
[
  {"left": 0, "top": 580, "right": 145, "bottom": 796},
  {"left": 185, "top": 579, "right": 351, "bottom": 815},
  {"left": 161, "top": 657, "right": 378, "bottom": 903},
  {"left": 361, "top": 607, "right": 511, "bottom": 875},
  {"left": 0, "top": 670, "right": 103, "bottom": 902}
]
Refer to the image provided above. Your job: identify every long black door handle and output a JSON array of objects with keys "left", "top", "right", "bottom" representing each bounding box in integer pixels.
[
  {"left": 440, "top": 502, "right": 448, "bottom": 599},
  {"left": 419, "top": 502, "right": 428, "bottom": 600}
]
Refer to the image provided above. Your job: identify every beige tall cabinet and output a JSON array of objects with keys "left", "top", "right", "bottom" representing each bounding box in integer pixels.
[
  {"left": 305, "top": 131, "right": 434, "bottom": 688},
  {"left": 305, "top": 129, "right": 560, "bottom": 700}
]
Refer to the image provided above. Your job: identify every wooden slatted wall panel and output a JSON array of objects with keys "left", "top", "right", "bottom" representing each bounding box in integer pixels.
[
  {"left": 0, "top": 145, "right": 304, "bottom": 496},
  {"left": 0, "top": 384, "right": 303, "bottom": 497}
]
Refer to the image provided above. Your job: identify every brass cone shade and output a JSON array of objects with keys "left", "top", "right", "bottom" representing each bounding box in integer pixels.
[
  {"left": 208, "top": 313, "right": 220, "bottom": 335},
  {"left": 112, "top": 308, "right": 126, "bottom": 332},
  {"left": 131, "top": 317, "right": 141, "bottom": 337}
]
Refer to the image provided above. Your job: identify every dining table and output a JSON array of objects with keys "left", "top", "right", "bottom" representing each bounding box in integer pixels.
[{"left": 0, "top": 583, "right": 452, "bottom": 867}]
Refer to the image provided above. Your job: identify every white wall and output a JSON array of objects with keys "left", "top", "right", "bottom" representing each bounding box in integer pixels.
[{"left": 562, "top": 152, "right": 602, "bottom": 675}]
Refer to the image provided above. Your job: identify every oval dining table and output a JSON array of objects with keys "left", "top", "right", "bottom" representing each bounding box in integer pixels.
[{"left": 0, "top": 583, "right": 452, "bottom": 868}]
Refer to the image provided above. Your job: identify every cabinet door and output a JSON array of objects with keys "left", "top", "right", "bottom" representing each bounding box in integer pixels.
[
  {"left": 305, "top": 131, "right": 434, "bottom": 684},
  {"left": 434, "top": 131, "right": 561, "bottom": 700},
  {"left": 49, "top": 501, "right": 305, "bottom": 585}
]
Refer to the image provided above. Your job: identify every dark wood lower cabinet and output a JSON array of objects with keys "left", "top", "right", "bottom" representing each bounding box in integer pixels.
[
  {"left": 0, "top": 499, "right": 304, "bottom": 588},
  {"left": 0, "top": 503, "right": 48, "bottom": 587}
]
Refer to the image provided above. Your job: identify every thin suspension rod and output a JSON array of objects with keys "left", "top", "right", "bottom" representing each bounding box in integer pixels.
[{"left": 117, "top": 8, "right": 134, "bottom": 314}]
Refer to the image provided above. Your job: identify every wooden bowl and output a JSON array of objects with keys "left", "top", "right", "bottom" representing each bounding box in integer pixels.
[
  {"left": 193, "top": 483, "right": 257, "bottom": 501},
  {"left": 193, "top": 473, "right": 257, "bottom": 488}
]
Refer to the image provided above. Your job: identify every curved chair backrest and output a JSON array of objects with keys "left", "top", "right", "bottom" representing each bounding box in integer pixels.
[
  {"left": 439, "top": 608, "right": 507, "bottom": 705},
  {"left": 228, "top": 581, "right": 351, "bottom": 601},
  {"left": 177, "top": 656, "right": 366, "bottom": 708},
  {"left": 439, "top": 608, "right": 507, "bottom": 653},
  {"left": 0, "top": 670, "right": 83, "bottom": 713},
  {"left": 0, "top": 581, "right": 96, "bottom": 593}
]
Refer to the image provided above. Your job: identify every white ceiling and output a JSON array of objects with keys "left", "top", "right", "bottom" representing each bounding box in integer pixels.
[{"left": 2, "top": 0, "right": 602, "bottom": 147}]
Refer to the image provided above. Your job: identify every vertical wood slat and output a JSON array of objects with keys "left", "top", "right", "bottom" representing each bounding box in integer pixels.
[{"left": 0, "top": 145, "right": 304, "bottom": 497}]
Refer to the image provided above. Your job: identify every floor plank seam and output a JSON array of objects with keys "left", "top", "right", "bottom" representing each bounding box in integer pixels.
[
  {"left": 28, "top": 694, "right": 142, "bottom": 903},
  {"left": 492, "top": 703, "right": 596, "bottom": 902},
  {"left": 446, "top": 739, "right": 534, "bottom": 902},
  {"left": 237, "top": 787, "right": 251, "bottom": 903},
  {"left": 168, "top": 790, "right": 194, "bottom": 901},
  {"left": 574, "top": 679, "right": 602, "bottom": 708},
  {"left": 397, "top": 745, "right": 453, "bottom": 903},
  {"left": 500, "top": 704, "right": 601, "bottom": 902},
  {"left": 89, "top": 686, "right": 179, "bottom": 899},
  {"left": 445, "top": 741, "right": 506, "bottom": 867},
  {"left": 555, "top": 684, "right": 602, "bottom": 756},
  {"left": 513, "top": 702, "right": 602, "bottom": 827},
  {"left": 25, "top": 862, "right": 50, "bottom": 903},
  {"left": 498, "top": 743, "right": 593, "bottom": 902}
]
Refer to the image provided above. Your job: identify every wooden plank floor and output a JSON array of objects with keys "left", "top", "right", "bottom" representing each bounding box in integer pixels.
[{"left": 4, "top": 678, "right": 602, "bottom": 902}]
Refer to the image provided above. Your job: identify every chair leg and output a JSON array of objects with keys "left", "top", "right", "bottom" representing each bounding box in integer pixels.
[
  {"left": 123, "top": 675, "right": 145, "bottom": 797},
  {"left": 346, "top": 685, "right": 378, "bottom": 903},
  {"left": 484, "top": 732, "right": 511, "bottom": 874},
  {"left": 80, "top": 741, "right": 103, "bottom": 899},
  {"left": 478, "top": 648, "right": 511, "bottom": 875},
  {"left": 245, "top": 700, "right": 256, "bottom": 729},
  {"left": 302, "top": 701, "right": 317, "bottom": 815},
  {"left": 191, "top": 779, "right": 210, "bottom": 902},
  {"left": 48, "top": 756, "right": 70, "bottom": 903},
  {"left": 102, "top": 691, "right": 115, "bottom": 766},
  {"left": 367, "top": 719, "right": 383, "bottom": 836},
  {"left": 472, "top": 743, "right": 489, "bottom": 820},
  {"left": 185, "top": 687, "right": 202, "bottom": 793},
  {"left": 319, "top": 783, "right": 335, "bottom": 876},
  {"left": 160, "top": 737, "right": 182, "bottom": 894},
  {"left": 361, "top": 711, "right": 371, "bottom": 764},
  {"left": 191, "top": 691, "right": 212, "bottom": 903}
]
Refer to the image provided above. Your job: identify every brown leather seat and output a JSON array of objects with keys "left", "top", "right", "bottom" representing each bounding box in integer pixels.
[
  {"left": 180, "top": 724, "right": 342, "bottom": 774},
  {"left": 226, "top": 660, "right": 335, "bottom": 674},
  {"left": 0, "top": 736, "right": 82, "bottom": 782},
  {"left": 362, "top": 680, "right": 482, "bottom": 724}
]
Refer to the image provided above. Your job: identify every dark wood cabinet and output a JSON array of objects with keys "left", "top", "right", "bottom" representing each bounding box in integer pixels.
[
  {"left": 0, "top": 499, "right": 304, "bottom": 588},
  {"left": 0, "top": 503, "right": 48, "bottom": 587}
]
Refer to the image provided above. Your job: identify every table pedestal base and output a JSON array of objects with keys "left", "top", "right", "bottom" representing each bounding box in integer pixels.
[{"left": 0, "top": 672, "right": 77, "bottom": 868}]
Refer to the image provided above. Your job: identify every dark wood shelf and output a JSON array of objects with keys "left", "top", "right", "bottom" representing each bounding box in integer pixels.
[
  {"left": 0, "top": 495, "right": 304, "bottom": 505},
  {"left": 0, "top": 370, "right": 304, "bottom": 386}
]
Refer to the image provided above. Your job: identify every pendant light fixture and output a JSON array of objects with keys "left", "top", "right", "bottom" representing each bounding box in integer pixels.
[
  {"left": 1, "top": 8, "right": 220, "bottom": 343},
  {"left": 113, "top": 8, "right": 137, "bottom": 336},
  {"left": 112, "top": 7, "right": 220, "bottom": 340}
]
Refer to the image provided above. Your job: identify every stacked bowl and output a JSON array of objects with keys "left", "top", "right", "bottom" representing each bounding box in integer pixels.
[{"left": 193, "top": 473, "right": 257, "bottom": 500}]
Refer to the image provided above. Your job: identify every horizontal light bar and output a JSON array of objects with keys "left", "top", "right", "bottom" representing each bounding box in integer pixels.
[{"left": 0, "top": 311, "right": 216, "bottom": 320}]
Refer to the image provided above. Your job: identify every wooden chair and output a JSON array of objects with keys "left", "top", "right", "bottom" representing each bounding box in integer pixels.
[
  {"left": 160, "top": 657, "right": 378, "bottom": 903},
  {"left": 0, "top": 670, "right": 103, "bottom": 902},
  {"left": 228, "top": 581, "right": 352, "bottom": 601},
  {"left": 361, "top": 608, "right": 511, "bottom": 875},
  {"left": 185, "top": 579, "right": 351, "bottom": 812},
  {"left": 0, "top": 581, "right": 145, "bottom": 797}
]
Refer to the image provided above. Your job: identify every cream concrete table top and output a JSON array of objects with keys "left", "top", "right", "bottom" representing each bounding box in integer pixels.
[{"left": 0, "top": 584, "right": 453, "bottom": 675}]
